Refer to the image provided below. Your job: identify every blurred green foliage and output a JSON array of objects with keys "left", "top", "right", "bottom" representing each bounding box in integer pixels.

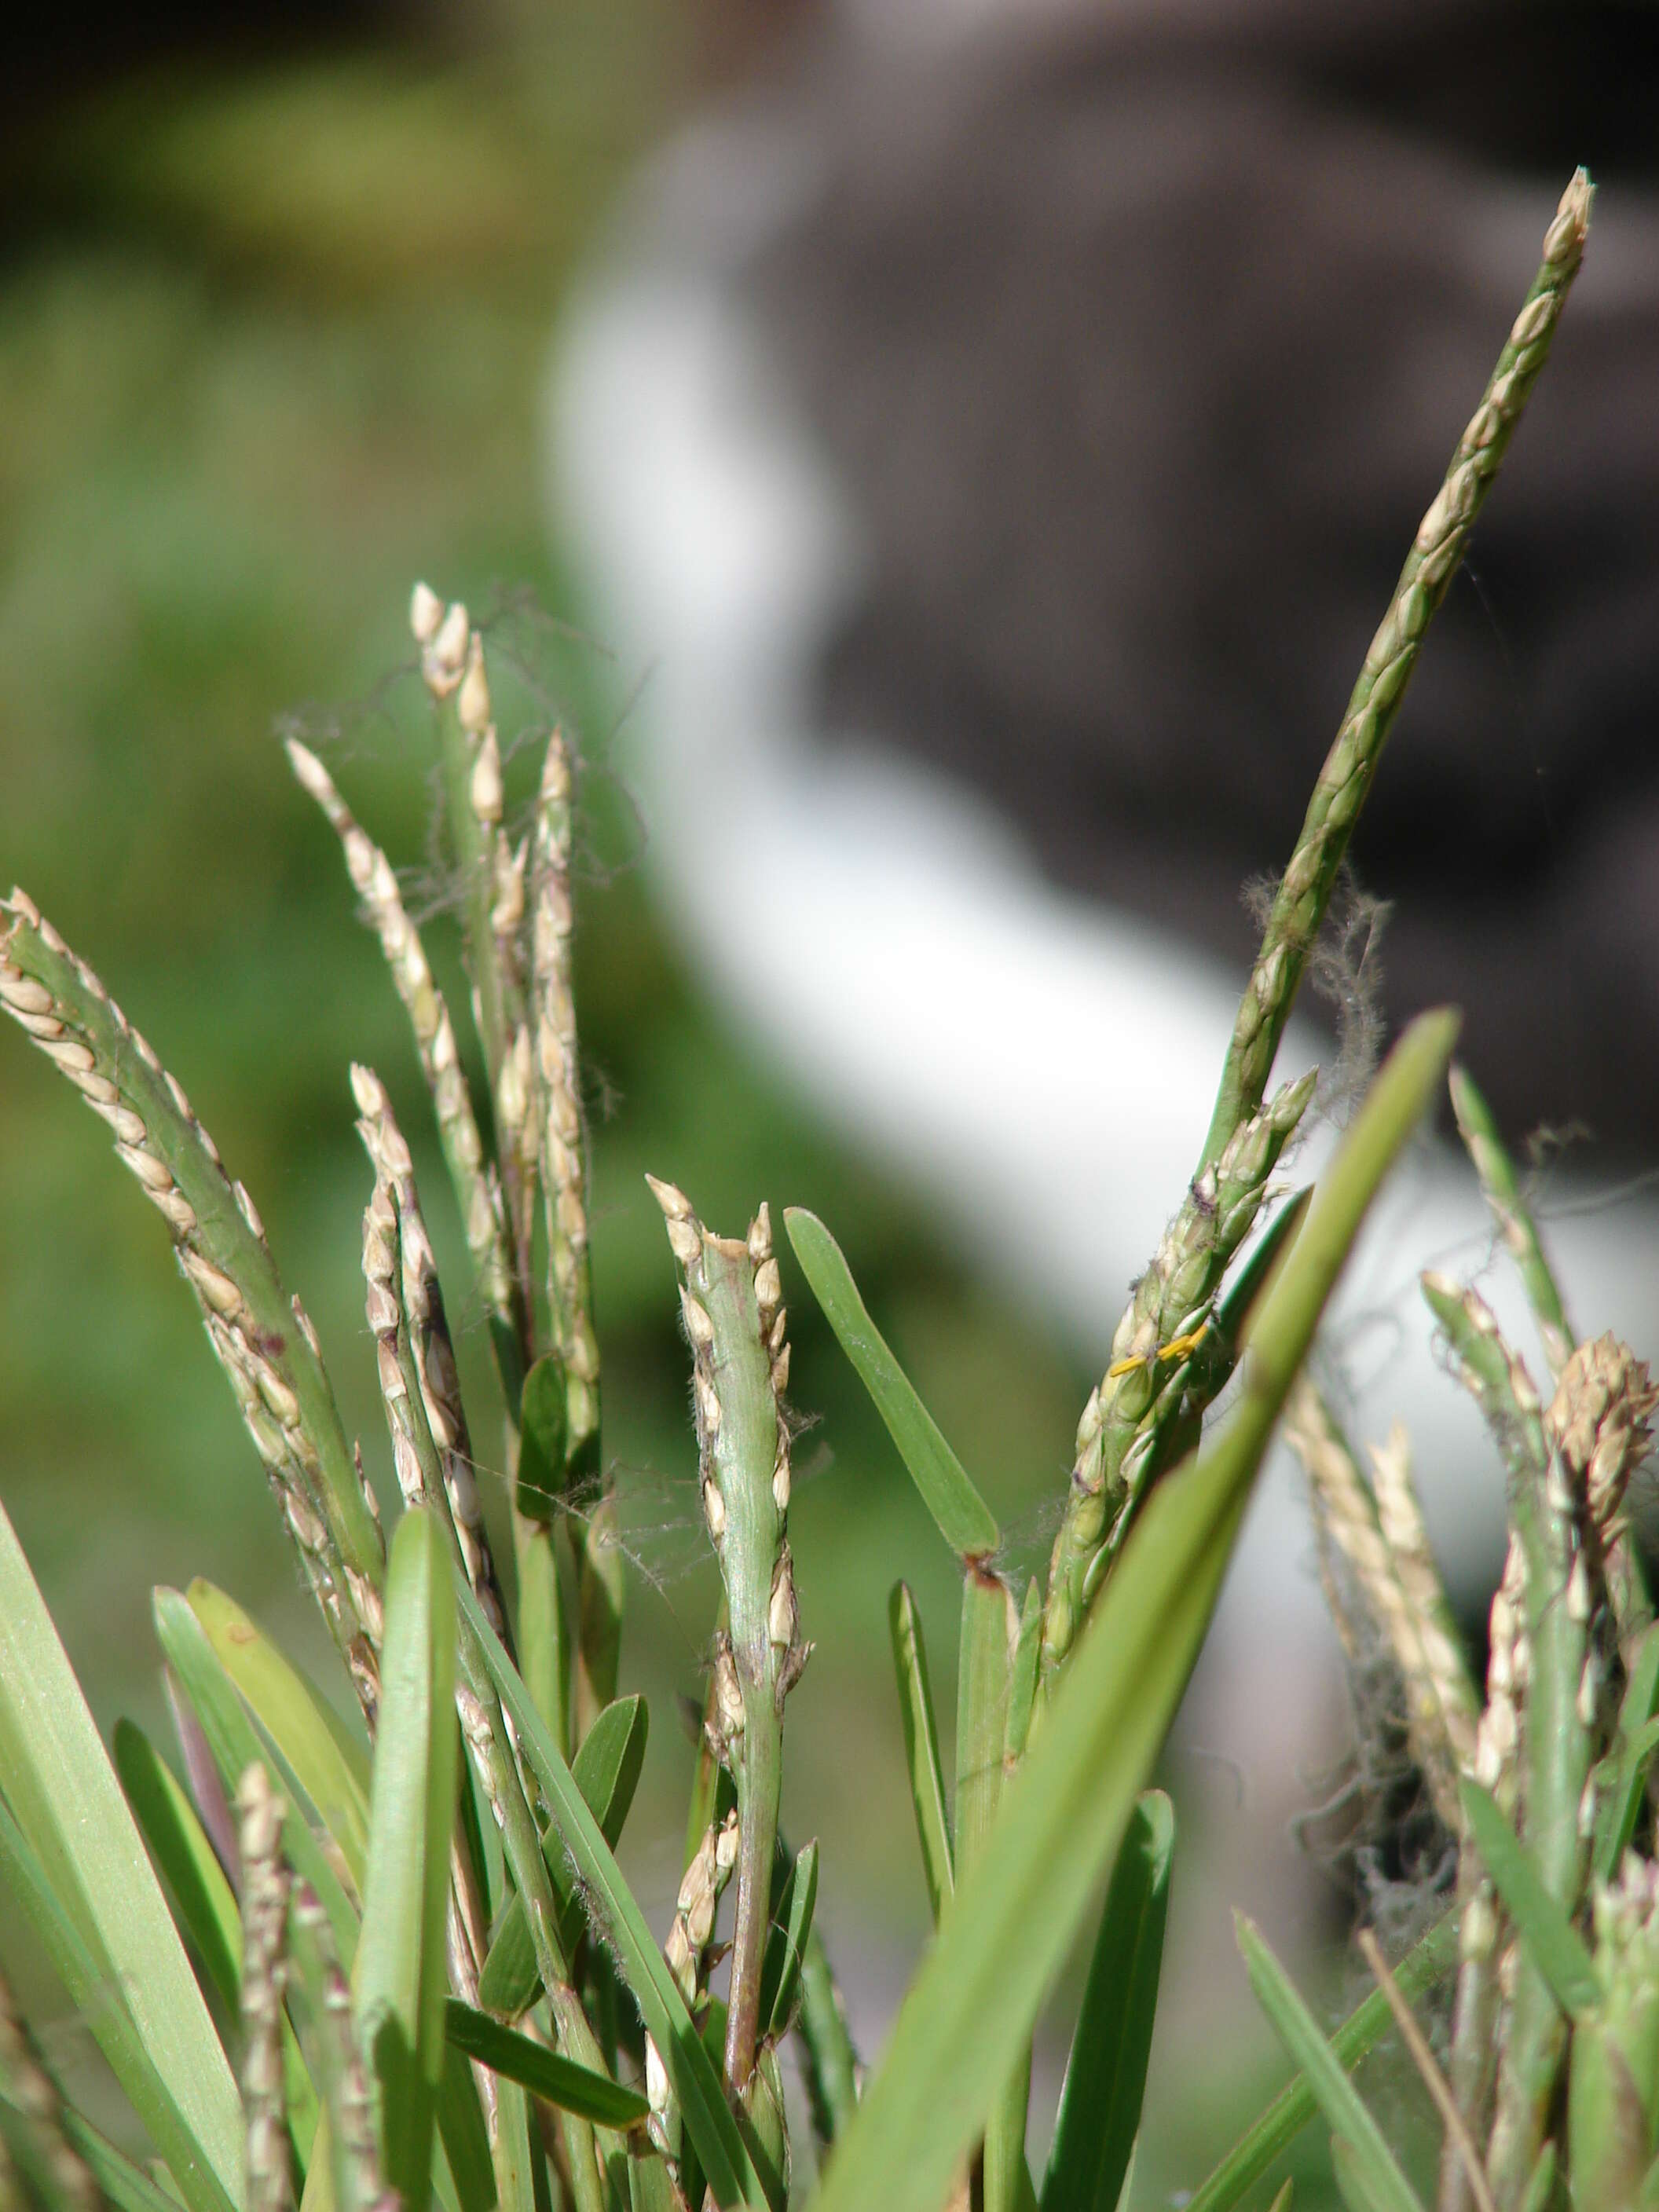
[{"left": 0, "top": 6, "right": 1091, "bottom": 1929}]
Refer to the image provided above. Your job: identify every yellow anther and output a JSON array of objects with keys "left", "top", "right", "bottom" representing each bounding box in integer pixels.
[{"left": 1107, "top": 1321, "right": 1211, "bottom": 1379}]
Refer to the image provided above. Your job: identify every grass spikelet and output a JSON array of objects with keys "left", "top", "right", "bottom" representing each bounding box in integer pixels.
[
  {"left": 360, "top": 1150, "right": 615, "bottom": 2212},
  {"left": 1040, "top": 172, "right": 1595, "bottom": 1688},
  {"left": 651, "top": 1179, "right": 807, "bottom": 2099},
  {"left": 1284, "top": 1378, "right": 1467, "bottom": 1830},
  {"left": 286, "top": 737, "right": 519, "bottom": 1372},
  {"left": 0, "top": 892, "right": 384, "bottom": 1718},
  {"left": 351, "top": 1065, "right": 512, "bottom": 1646},
  {"left": 235, "top": 1764, "right": 295, "bottom": 2212}
]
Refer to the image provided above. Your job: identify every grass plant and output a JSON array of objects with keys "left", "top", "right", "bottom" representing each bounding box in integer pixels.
[{"left": 1, "top": 164, "right": 1654, "bottom": 2212}]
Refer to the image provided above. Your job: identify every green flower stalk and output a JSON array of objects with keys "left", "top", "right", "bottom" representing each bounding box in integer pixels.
[
  {"left": 1041, "top": 168, "right": 1594, "bottom": 1693},
  {"left": 1448, "top": 1066, "right": 1573, "bottom": 1381},
  {"left": 531, "top": 731, "right": 616, "bottom": 1739},
  {"left": 286, "top": 734, "right": 520, "bottom": 1382},
  {"left": 650, "top": 1179, "right": 809, "bottom": 2099},
  {"left": 0, "top": 893, "right": 386, "bottom": 1723}
]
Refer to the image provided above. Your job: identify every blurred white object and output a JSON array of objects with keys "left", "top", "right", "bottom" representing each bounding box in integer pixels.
[{"left": 547, "top": 6, "right": 1659, "bottom": 1815}]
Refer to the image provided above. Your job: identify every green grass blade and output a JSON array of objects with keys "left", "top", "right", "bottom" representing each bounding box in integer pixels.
[
  {"left": 0, "top": 1501, "right": 243, "bottom": 2204},
  {"left": 113, "top": 1718, "right": 243, "bottom": 2012},
  {"left": 443, "top": 2004, "right": 650, "bottom": 2128},
  {"left": 353, "top": 1508, "right": 459, "bottom": 2211},
  {"left": 0, "top": 1800, "right": 239, "bottom": 2212},
  {"left": 1593, "top": 1622, "right": 1659, "bottom": 1885},
  {"left": 1448, "top": 1064, "right": 1573, "bottom": 1376},
  {"left": 115, "top": 1719, "right": 321, "bottom": 2174},
  {"left": 1235, "top": 1917, "right": 1426, "bottom": 2212},
  {"left": 477, "top": 1691, "right": 650, "bottom": 2016},
  {"left": 1183, "top": 1913, "right": 1458, "bottom": 2212},
  {"left": 888, "top": 1584, "right": 954, "bottom": 1924},
  {"left": 804, "top": 1009, "right": 1457, "bottom": 2212},
  {"left": 955, "top": 1569, "right": 1025, "bottom": 2212},
  {"left": 784, "top": 1208, "right": 999, "bottom": 1558},
  {"left": 188, "top": 1581, "right": 371, "bottom": 1891},
  {"left": 434, "top": 2042, "right": 496, "bottom": 2212},
  {"left": 455, "top": 1574, "right": 771, "bottom": 2210},
  {"left": 793, "top": 1927, "right": 860, "bottom": 2152},
  {"left": 1459, "top": 1780, "right": 1601, "bottom": 2016},
  {"left": 1041, "top": 1790, "right": 1174, "bottom": 2212},
  {"left": 154, "top": 1588, "right": 359, "bottom": 1965},
  {"left": 760, "top": 1840, "right": 819, "bottom": 2043},
  {"left": 55, "top": 2103, "right": 189, "bottom": 2212}
]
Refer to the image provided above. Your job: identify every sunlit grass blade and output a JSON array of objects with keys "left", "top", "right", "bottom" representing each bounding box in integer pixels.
[
  {"left": 155, "top": 1588, "right": 359, "bottom": 1963},
  {"left": 443, "top": 2005, "right": 650, "bottom": 2128},
  {"left": 0, "top": 1799, "right": 238, "bottom": 2212},
  {"left": 804, "top": 1009, "right": 1456, "bottom": 2212},
  {"left": 888, "top": 1585, "right": 953, "bottom": 1924},
  {"left": 785, "top": 1208, "right": 999, "bottom": 1559},
  {"left": 353, "top": 1508, "right": 460, "bottom": 2211},
  {"left": 0, "top": 1500, "right": 243, "bottom": 2204},
  {"left": 1459, "top": 1782, "right": 1600, "bottom": 2017},
  {"left": 1041, "top": 1790, "right": 1174, "bottom": 2212},
  {"left": 1235, "top": 1917, "right": 1426, "bottom": 2212},
  {"left": 478, "top": 1690, "right": 650, "bottom": 2016},
  {"left": 760, "top": 1840, "right": 819, "bottom": 2042},
  {"left": 1184, "top": 1914, "right": 1457, "bottom": 2212},
  {"left": 456, "top": 1574, "right": 772, "bottom": 2210},
  {"left": 188, "top": 1581, "right": 372, "bottom": 1893}
]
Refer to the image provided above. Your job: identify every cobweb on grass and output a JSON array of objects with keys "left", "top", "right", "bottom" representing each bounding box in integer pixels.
[{"left": 1243, "top": 860, "right": 1391, "bottom": 1131}]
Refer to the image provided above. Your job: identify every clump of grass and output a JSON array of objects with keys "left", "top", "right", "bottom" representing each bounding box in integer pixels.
[{"left": 0, "top": 163, "right": 1650, "bottom": 2212}]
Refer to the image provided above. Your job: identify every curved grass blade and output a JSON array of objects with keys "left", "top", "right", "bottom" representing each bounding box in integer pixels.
[
  {"left": 1235, "top": 1917, "right": 1426, "bottom": 2212},
  {"left": 443, "top": 2005, "right": 649, "bottom": 2128},
  {"left": 760, "top": 1840, "right": 819, "bottom": 2042},
  {"left": 804, "top": 1009, "right": 1457, "bottom": 2212},
  {"left": 0, "top": 1502, "right": 242, "bottom": 2204},
  {"left": 1184, "top": 1913, "right": 1457, "bottom": 2212},
  {"left": 477, "top": 1691, "right": 650, "bottom": 2017},
  {"left": 785, "top": 1209, "right": 999, "bottom": 1558},
  {"left": 353, "top": 1507, "right": 459, "bottom": 2212},
  {"left": 1459, "top": 1781, "right": 1601, "bottom": 2017},
  {"left": 1042, "top": 1790, "right": 1174, "bottom": 2212},
  {"left": 155, "top": 1588, "right": 358, "bottom": 1963},
  {"left": 188, "top": 1581, "right": 371, "bottom": 1892},
  {"left": 0, "top": 1800, "right": 238, "bottom": 2212},
  {"left": 888, "top": 1584, "right": 953, "bottom": 1924},
  {"left": 455, "top": 1574, "right": 772, "bottom": 2210}
]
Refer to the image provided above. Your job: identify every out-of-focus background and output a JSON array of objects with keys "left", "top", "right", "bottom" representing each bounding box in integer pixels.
[
  {"left": 5, "top": 2, "right": 1656, "bottom": 2199},
  {"left": 1, "top": 0, "right": 1133, "bottom": 2171}
]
